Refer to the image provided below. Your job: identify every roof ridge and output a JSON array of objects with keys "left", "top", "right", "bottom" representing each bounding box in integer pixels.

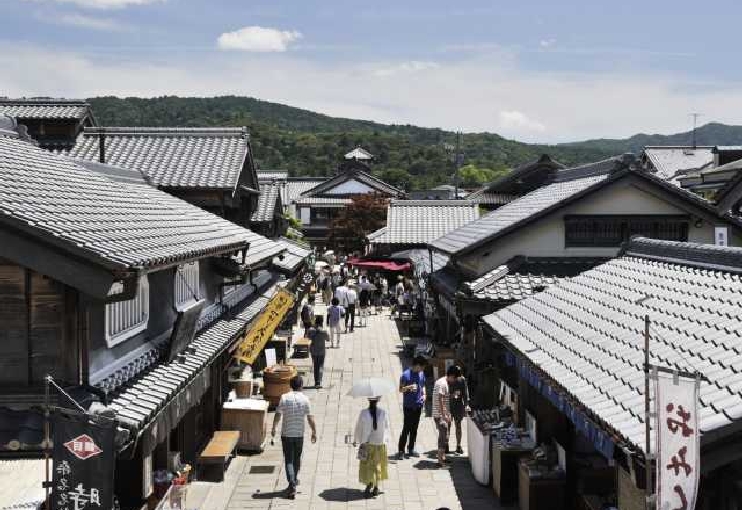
[
  {"left": 390, "top": 199, "right": 476, "bottom": 206},
  {"left": 83, "top": 126, "right": 247, "bottom": 136},
  {"left": 624, "top": 236, "right": 742, "bottom": 273},
  {"left": 0, "top": 98, "right": 89, "bottom": 105}
]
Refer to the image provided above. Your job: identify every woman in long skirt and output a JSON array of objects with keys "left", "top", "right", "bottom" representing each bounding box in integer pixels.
[{"left": 353, "top": 397, "right": 390, "bottom": 497}]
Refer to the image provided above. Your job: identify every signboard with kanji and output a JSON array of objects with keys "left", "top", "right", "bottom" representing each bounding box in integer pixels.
[
  {"left": 234, "top": 288, "right": 295, "bottom": 364},
  {"left": 655, "top": 371, "right": 700, "bottom": 510},
  {"left": 52, "top": 410, "right": 116, "bottom": 510}
]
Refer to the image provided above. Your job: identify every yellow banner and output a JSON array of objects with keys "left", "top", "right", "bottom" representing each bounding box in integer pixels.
[{"left": 234, "top": 288, "right": 295, "bottom": 365}]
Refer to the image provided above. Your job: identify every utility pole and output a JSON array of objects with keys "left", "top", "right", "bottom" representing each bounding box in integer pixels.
[
  {"left": 690, "top": 112, "right": 702, "bottom": 149},
  {"left": 454, "top": 131, "right": 463, "bottom": 199}
]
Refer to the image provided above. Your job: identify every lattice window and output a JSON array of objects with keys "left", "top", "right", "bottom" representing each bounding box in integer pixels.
[
  {"left": 565, "top": 215, "right": 689, "bottom": 248},
  {"left": 174, "top": 262, "right": 200, "bottom": 310},
  {"left": 105, "top": 276, "right": 149, "bottom": 347}
]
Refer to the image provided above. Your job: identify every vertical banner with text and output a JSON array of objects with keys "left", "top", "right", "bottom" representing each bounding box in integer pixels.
[
  {"left": 655, "top": 371, "right": 700, "bottom": 510},
  {"left": 52, "top": 410, "right": 116, "bottom": 510}
]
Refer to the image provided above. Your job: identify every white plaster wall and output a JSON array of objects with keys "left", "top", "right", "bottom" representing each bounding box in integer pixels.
[
  {"left": 300, "top": 207, "right": 311, "bottom": 225},
  {"left": 325, "top": 179, "right": 374, "bottom": 194},
  {"left": 457, "top": 179, "right": 738, "bottom": 277}
]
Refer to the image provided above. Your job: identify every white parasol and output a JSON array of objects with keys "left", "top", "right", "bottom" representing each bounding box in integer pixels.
[{"left": 346, "top": 378, "right": 397, "bottom": 398}]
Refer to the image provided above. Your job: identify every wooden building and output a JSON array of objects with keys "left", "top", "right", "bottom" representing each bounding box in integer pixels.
[
  {"left": 67, "top": 127, "right": 261, "bottom": 228},
  {"left": 250, "top": 181, "right": 287, "bottom": 238},
  {"left": 480, "top": 237, "right": 742, "bottom": 509},
  {"left": 294, "top": 152, "right": 405, "bottom": 248},
  {"left": 0, "top": 98, "right": 96, "bottom": 150},
  {"left": 428, "top": 154, "right": 742, "bottom": 374},
  {"left": 0, "top": 131, "right": 291, "bottom": 508}
]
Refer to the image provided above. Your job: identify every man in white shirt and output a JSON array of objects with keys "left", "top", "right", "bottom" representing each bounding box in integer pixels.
[
  {"left": 431, "top": 366, "right": 458, "bottom": 467},
  {"left": 271, "top": 376, "right": 317, "bottom": 499},
  {"left": 343, "top": 285, "right": 358, "bottom": 332},
  {"left": 334, "top": 280, "right": 348, "bottom": 312}
]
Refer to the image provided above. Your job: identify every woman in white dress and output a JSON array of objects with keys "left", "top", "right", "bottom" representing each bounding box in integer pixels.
[{"left": 353, "top": 397, "right": 390, "bottom": 497}]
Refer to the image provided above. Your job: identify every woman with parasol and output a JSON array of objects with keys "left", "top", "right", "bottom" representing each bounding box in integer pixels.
[{"left": 349, "top": 378, "right": 394, "bottom": 497}]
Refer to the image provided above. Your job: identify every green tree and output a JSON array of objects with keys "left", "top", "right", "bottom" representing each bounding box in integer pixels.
[{"left": 327, "top": 194, "right": 388, "bottom": 253}]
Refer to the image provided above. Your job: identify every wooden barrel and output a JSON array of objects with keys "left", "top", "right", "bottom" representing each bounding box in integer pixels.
[{"left": 263, "top": 364, "right": 297, "bottom": 408}]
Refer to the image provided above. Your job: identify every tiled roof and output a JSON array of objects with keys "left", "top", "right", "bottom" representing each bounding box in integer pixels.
[
  {"left": 430, "top": 173, "right": 610, "bottom": 255},
  {"left": 251, "top": 182, "right": 282, "bottom": 223},
  {"left": 463, "top": 188, "right": 517, "bottom": 205},
  {"left": 367, "top": 226, "right": 389, "bottom": 243},
  {"left": 483, "top": 154, "right": 565, "bottom": 195},
  {"left": 465, "top": 266, "right": 560, "bottom": 301},
  {"left": 345, "top": 147, "right": 373, "bottom": 160},
  {"left": 106, "top": 276, "right": 279, "bottom": 436},
  {"left": 643, "top": 146, "right": 714, "bottom": 183},
  {"left": 285, "top": 178, "right": 326, "bottom": 204},
  {"left": 301, "top": 167, "right": 404, "bottom": 198},
  {"left": 482, "top": 237, "right": 742, "bottom": 452},
  {"left": 258, "top": 170, "right": 288, "bottom": 182},
  {"left": 0, "top": 135, "right": 268, "bottom": 272},
  {"left": 273, "top": 237, "right": 311, "bottom": 273},
  {"left": 0, "top": 459, "right": 45, "bottom": 510},
  {"left": 67, "top": 127, "right": 251, "bottom": 190},
  {"left": 0, "top": 98, "right": 92, "bottom": 121},
  {"left": 391, "top": 248, "right": 449, "bottom": 276},
  {"left": 294, "top": 196, "right": 353, "bottom": 206},
  {"left": 377, "top": 199, "right": 480, "bottom": 245}
]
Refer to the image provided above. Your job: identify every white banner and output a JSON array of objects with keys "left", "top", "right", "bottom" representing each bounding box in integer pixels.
[{"left": 655, "top": 371, "right": 700, "bottom": 510}]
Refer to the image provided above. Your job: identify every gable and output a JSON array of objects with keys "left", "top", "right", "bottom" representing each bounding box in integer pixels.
[
  {"left": 324, "top": 179, "right": 375, "bottom": 195},
  {"left": 459, "top": 175, "right": 742, "bottom": 277}
]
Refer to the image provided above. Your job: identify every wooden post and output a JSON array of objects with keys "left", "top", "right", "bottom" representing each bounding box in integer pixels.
[{"left": 44, "top": 374, "right": 51, "bottom": 510}]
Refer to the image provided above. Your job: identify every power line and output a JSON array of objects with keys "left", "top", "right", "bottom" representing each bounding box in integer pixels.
[{"left": 689, "top": 112, "right": 702, "bottom": 149}]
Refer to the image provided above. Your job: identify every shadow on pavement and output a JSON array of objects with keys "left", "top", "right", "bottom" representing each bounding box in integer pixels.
[{"left": 318, "top": 487, "right": 368, "bottom": 502}]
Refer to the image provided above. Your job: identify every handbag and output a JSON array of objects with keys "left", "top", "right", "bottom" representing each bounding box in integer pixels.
[{"left": 357, "top": 442, "right": 369, "bottom": 461}]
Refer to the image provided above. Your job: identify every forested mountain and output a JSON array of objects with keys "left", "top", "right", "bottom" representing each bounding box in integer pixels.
[
  {"left": 560, "top": 122, "right": 742, "bottom": 154},
  {"left": 87, "top": 96, "right": 742, "bottom": 190}
]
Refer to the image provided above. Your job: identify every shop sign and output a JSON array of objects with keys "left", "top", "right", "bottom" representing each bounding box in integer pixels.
[
  {"left": 52, "top": 410, "right": 116, "bottom": 510},
  {"left": 655, "top": 371, "right": 700, "bottom": 510},
  {"left": 235, "top": 288, "right": 295, "bottom": 364}
]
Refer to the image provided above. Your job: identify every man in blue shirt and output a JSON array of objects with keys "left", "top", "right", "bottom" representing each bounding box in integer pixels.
[{"left": 397, "top": 356, "right": 427, "bottom": 459}]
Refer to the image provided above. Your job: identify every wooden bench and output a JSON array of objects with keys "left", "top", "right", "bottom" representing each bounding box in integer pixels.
[{"left": 197, "top": 430, "right": 240, "bottom": 482}]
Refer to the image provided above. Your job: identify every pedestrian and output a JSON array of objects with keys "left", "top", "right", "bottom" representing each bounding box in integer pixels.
[
  {"left": 271, "top": 376, "right": 317, "bottom": 499},
  {"left": 308, "top": 316, "right": 329, "bottom": 388},
  {"left": 448, "top": 366, "right": 470, "bottom": 454},
  {"left": 358, "top": 276, "right": 372, "bottom": 327},
  {"left": 331, "top": 271, "right": 341, "bottom": 292},
  {"left": 300, "top": 294, "right": 315, "bottom": 337},
  {"left": 326, "top": 297, "right": 345, "bottom": 348},
  {"left": 344, "top": 284, "right": 358, "bottom": 332},
  {"left": 431, "top": 366, "right": 458, "bottom": 467},
  {"left": 397, "top": 356, "right": 427, "bottom": 459},
  {"left": 353, "top": 397, "right": 390, "bottom": 498},
  {"left": 320, "top": 271, "right": 333, "bottom": 305},
  {"left": 380, "top": 276, "right": 389, "bottom": 306},
  {"left": 334, "top": 279, "right": 349, "bottom": 309}
]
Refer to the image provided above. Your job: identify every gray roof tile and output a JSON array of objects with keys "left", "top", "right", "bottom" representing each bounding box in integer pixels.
[
  {"left": 301, "top": 167, "right": 404, "bottom": 198},
  {"left": 643, "top": 146, "right": 715, "bottom": 182},
  {"left": 0, "top": 98, "right": 92, "bottom": 121},
  {"left": 465, "top": 189, "right": 518, "bottom": 205},
  {"left": 67, "top": 127, "right": 251, "bottom": 190},
  {"left": 294, "top": 196, "right": 353, "bottom": 206},
  {"left": 377, "top": 200, "right": 480, "bottom": 245},
  {"left": 273, "top": 237, "right": 311, "bottom": 273},
  {"left": 285, "top": 178, "right": 325, "bottom": 204},
  {"left": 0, "top": 135, "right": 276, "bottom": 271},
  {"left": 258, "top": 170, "right": 288, "bottom": 182},
  {"left": 482, "top": 237, "right": 742, "bottom": 451},
  {"left": 251, "top": 182, "right": 282, "bottom": 223}
]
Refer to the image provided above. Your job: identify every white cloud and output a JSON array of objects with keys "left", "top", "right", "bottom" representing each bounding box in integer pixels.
[
  {"left": 32, "top": 0, "right": 163, "bottom": 8},
  {"left": 370, "top": 61, "right": 440, "bottom": 77},
  {"left": 55, "top": 13, "right": 127, "bottom": 31},
  {"left": 217, "top": 26, "right": 302, "bottom": 52},
  {"left": 539, "top": 39, "right": 556, "bottom": 48},
  {"left": 3, "top": 44, "right": 742, "bottom": 144},
  {"left": 498, "top": 110, "right": 546, "bottom": 134}
]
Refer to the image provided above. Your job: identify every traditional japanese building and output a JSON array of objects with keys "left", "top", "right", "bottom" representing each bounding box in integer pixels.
[
  {"left": 293, "top": 152, "right": 405, "bottom": 248},
  {"left": 250, "top": 181, "right": 286, "bottom": 238},
  {"left": 428, "top": 154, "right": 742, "bottom": 373},
  {"left": 0, "top": 129, "right": 292, "bottom": 508},
  {"left": 466, "top": 154, "right": 564, "bottom": 211},
  {"left": 66, "top": 127, "right": 260, "bottom": 228},
  {"left": 480, "top": 237, "right": 742, "bottom": 508},
  {"left": 0, "top": 98, "right": 97, "bottom": 150}
]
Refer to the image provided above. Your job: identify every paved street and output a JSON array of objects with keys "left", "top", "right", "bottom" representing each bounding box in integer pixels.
[{"left": 197, "top": 302, "right": 503, "bottom": 510}]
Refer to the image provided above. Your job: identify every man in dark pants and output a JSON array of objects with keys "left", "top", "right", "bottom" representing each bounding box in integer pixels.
[
  {"left": 271, "top": 376, "right": 317, "bottom": 499},
  {"left": 397, "top": 356, "right": 427, "bottom": 459},
  {"left": 308, "top": 316, "right": 328, "bottom": 388}
]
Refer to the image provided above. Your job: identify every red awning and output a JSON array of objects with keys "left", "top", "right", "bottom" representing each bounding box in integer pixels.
[{"left": 347, "top": 258, "right": 411, "bottom": 272}]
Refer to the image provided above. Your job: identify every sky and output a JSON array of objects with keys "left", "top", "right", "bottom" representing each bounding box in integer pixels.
[{"left": 1, "top": 0, "right": 741, "bottom": 143}]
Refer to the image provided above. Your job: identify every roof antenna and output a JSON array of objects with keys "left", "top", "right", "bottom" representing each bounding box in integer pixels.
[{"left": 689, "top": 112, "right": 702, "bottom": 149}]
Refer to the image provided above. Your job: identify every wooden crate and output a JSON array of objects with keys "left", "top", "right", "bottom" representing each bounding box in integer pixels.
[{"left": 221, "top": 399, "right": 269, "bottom": 452}]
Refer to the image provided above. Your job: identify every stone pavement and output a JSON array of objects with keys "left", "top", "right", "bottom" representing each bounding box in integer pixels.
[{"left": 198, "top": 303, "right": 507, "bottom": 510}]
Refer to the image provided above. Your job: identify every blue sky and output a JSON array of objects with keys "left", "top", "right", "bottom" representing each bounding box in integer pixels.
[{"left": 2, "top": 0, "right": 741, "bottom": 142}]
